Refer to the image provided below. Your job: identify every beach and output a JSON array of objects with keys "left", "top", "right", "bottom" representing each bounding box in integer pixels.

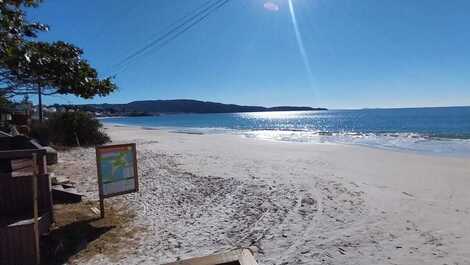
[{"left": 54, "top": 124, "right": 470, "bottom": 264}]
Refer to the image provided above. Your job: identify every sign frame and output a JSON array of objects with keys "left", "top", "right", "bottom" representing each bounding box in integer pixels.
[{"left": 96, "top": 143, "right": 139, "bottom": 217}]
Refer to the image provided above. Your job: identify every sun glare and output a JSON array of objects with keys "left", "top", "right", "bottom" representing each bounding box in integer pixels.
[
  {"left": 288, "top": 0, "right": 315, "bottom": 89},
  {"left": 263, "top": 2, "right": 280, "bottom": 12}
]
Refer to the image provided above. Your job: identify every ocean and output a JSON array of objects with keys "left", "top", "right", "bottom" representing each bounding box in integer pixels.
[{"left": 102, "top": 106, "right": 470, "bottom": 157}]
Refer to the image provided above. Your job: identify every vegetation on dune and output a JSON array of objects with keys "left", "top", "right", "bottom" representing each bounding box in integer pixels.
[
  {"left": 0, "top": 93, "right": 11, "bottom": 108},
  {"left": 32, "top": 111, "right": 110, "bottom": 147}
]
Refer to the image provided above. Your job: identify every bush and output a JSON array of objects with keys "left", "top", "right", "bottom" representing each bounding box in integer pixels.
[
  {"left": 31, "top": 121, "right": 50, "bottom": 146},
  {"left": 32, "top": 112, "right": 110, "bottom": 147}
]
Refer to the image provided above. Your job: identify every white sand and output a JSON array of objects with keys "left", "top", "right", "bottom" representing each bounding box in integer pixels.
[{"left": 57, "top": 125, "right": 470, "bottom": 264}]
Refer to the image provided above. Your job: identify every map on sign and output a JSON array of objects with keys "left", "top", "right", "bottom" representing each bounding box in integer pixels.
[{"left": 96, "top": 144, "right": 138, "bottom": 197}]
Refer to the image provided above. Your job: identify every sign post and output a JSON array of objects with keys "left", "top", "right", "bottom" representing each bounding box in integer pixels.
[
  {"left": 31, "top": 153, "right": 40, "bottom": 265},
  {"left": 96, "top": 143, "right": 139, "bottom": 218}
]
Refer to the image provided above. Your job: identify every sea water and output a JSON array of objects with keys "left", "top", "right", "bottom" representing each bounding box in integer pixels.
[{"left": 101, "top": 106, "right": 470, "bottom": 157}]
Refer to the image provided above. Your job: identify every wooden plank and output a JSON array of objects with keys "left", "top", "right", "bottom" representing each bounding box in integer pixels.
[
  {"left": 0, "top": 142, "right": 50, "bottom": 265},
  {"left": 37, "top": 211, "right": 52, "bottom": 235},
  {"left": 238, "top": 249, "right": 259, "bottom": 265},
  {"left": 132, "top": 143, "right": 139, "bottom": 193},
  {"left": 0, "top": 149, "right": 46, "bottom": 159},
  {"left": 96, "top": 147, "right": 105, "bottom": 218},
  {"left": 16, "top": 226, "right": 25, "bottom": 265},
  {"left": 0, "top": 227, "right": 8, "bottom": 264},
  {"left": 4, "top": 226, "right": 13, "bottom": 265},
  {"left": 32, "top": 153, "right": 40, "bottom": 265},
  {"left": 163, "top": 249, "right": 258, "bottom": 265},
  {"left": 10, "top": 158, "right": 33, "bottom": 178},
  {"left": 52, "top": 187, "right": 83, "bottom": 203},
  {"left": 0, "top": 173, "right": 51, "bottom": 215},
  {"left": 0, "top": 222, "right": 38, "bottom": 265},
  {"left": 0, "top": 175, "right": 33, "bottom": 214},
  {"left": 0, "top": 130, "right": 12, "bottom": 137}
]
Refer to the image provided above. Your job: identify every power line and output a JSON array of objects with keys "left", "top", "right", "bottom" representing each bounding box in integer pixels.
[
  {"left": 132, "top": 0, "right": 231, "bottom": 63},
  {"left": 135, "top": 0, "right": 218, "bottom": 45},
  {"left": 112, "top": 0, "right": 231, "bottom": 75},
  {"left": 115, "top": 0, "right": 230, "bottom": 72},
  {"left": 115, "top": 0, "right": 217, "bottom": 68}
]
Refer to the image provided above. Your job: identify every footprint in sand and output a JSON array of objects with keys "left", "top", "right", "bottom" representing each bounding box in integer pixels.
[{"left": 298, "top": 194, "right": 318, "bottom": 219}]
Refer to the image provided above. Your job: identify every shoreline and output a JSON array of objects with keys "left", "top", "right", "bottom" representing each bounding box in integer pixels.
[{"left": 101, "top": 122, "right": 470, "bottom": 158}]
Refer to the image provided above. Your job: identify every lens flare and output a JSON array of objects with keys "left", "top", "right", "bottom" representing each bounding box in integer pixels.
[
  {"left": 264, "top": 2, "right": 280, "bottom": 12},
  {"left": 288, "top": 0, "right": 315, "bottom": 93}
]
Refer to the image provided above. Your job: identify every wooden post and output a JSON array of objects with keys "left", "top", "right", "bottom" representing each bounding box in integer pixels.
[
  {"left": 99, "top": 197, "right": 105, "bottom": 219},
  {"left": 96, "top": 147, "right": 105, "bottom": 218},
  {"left": 37, "top": 85, "right": 43, "bottom": 122},
  {"left": 32, "top": 153, "right": 41, "bottom": 265}
]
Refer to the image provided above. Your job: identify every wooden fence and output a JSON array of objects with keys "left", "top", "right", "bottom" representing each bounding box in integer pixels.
[{"left": 0, "top": 136, "right": 53, "bottom": 265}]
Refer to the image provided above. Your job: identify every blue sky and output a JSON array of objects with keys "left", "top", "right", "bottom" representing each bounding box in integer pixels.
[{"left": 28, "top": 0, "right": 470, "bottom": 109}]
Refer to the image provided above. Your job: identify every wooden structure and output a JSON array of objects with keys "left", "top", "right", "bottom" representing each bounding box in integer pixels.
[
  {"left": 0, "top": 107, "right": 30, "bottom": 128},
  {"left": 163, "top": 249, "right": 259, "bottom": 265},
  {"left": 0, "top": 108, "right": 13, "bottom": 128},
  {"left": 0, "top": 135, "right": 53, "bottom": 265}
]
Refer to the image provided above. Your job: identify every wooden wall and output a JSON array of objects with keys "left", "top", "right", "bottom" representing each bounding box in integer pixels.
[
  {"left": 0, "top": 173, "right": 52, "bottom": 216},
  {"left": 0, "top": 137, "right": 52, "bottom": 265},
  {"left": 0, "top": 222, "right": 37, "bottom": 265},
  {"left": 0, "top": 212, "right": 51, "bottom": 265}
]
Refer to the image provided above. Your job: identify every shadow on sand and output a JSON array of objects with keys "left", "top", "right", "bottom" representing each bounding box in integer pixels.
[{"left": 41, "top": 217, "right": 114, "bottom": 265}]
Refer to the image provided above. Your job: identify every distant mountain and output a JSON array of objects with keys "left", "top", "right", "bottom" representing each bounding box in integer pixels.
[{"left": 58, "top": 100, "right": 327, "bottom": 115}]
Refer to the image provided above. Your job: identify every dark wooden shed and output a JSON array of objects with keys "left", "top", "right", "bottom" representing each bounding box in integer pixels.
[{"left": 0, "top": 135, "right": 53, "bottom": 265}]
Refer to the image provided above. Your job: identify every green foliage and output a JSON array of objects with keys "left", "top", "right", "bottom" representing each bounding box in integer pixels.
[
  {"left": 1, "top": 0, "right": 117, "bottom": 99},
  {"left": 12, "top": 41, "right": 117, "bottom": 98},
  {"left": 0, "top": 1, "right": 45, "bottom": 43},
  {"left": 32, "top": 112, "right": 110, "bottom": 147},
  {"left": 0, "top": 93, "right": 11, "bottom": 108},
  {"left": 1, "top": 0, "right": 47, "bottom": 68}
]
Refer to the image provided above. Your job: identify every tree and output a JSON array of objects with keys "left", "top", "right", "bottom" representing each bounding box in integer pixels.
[{"left": 1, "top": 0, "right": 117, "bottom": 121}]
